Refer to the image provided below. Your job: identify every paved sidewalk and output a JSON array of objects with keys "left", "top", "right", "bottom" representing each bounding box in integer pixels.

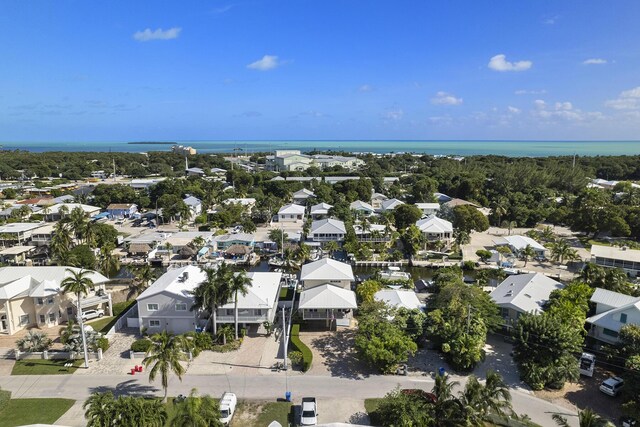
[{"left": 54, "top": 400, "right": 84, "bottom": 427}]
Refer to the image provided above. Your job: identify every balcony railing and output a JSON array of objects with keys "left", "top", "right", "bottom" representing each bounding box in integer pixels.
[
  {"left": 215, "top": 314, "right": 268, "bottom": 323},
  {"left": 302, "top": 310, "right": 350, "bottom": 320},
  {"left": 77, "top": 294, "right": 110, "bottom": 309},
  {"left": 356, "top": 236, "right": 391, "bottom": 242}
]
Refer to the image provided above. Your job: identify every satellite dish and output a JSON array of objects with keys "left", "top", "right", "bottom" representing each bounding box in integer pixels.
[{"left": 268, "top": 422, "right": 283, "bottom": 427}]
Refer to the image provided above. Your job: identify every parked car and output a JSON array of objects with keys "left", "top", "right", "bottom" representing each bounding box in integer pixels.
[
  {"left": 300, "top": 397, "right": 318, "bottom": 426},
  {"left": 599, "top": 376, "right": 624, "bottom": 396},
  {"left": 80, "top": 309, "right": 104, "bottom": 321},
  {"left": 219, "top": 392, "right": 237, "bottom": 425}
]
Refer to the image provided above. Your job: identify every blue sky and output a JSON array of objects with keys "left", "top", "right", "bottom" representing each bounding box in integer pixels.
[{"left": 1, "top": 0, "right": 639, "bottom": 141}]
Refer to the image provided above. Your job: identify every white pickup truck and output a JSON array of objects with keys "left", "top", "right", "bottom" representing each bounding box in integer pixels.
[
  {"left": 219, "top": 392, "right": 237, "bottom": 425},
  {"left": 300, "top": 397, "right": 318, "bottom": 426}
]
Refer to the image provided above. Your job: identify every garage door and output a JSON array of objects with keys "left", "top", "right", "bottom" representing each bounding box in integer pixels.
[{"left": 168, "top": 318, "right": 193, "bottom": 334}]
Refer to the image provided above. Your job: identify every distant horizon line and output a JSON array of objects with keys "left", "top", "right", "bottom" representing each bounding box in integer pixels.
[{"left": 2, "top": 139, "right": 640, "bottom": 143}]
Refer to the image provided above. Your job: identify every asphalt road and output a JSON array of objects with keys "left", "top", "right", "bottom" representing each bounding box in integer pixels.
[{"left": 0, "top": 373, "right": 578, "bottom": 427}]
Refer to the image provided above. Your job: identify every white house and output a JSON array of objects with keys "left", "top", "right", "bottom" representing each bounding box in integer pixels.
[
  {"left": 106, "top": 203, "right": 138, "bottom": 218},
  {"left": 0, "top": 223, "right": 48, "bottom": 245},
  {"left": 183, "top": 196, "right": 203, "bottom": 220},
  {"left": 378, "top": 198, "right": 404, "bottom": 213},
  {"left": 350, "top": 200, "right": 375, "bottom": 217},
  {"left": 415, "top": 203, "right": 440, "bottom": 217},
  {"left": 308, "top": 219, "right": 346, "bottom": 244},
  {"left": 292, "top": 188, "right": 316, "bottom": 205},
  {"left": 495, "top": 235, "right": 546, "bottom": 258},
  {"left": 43, "top": 203, "right": 101, "bottom": 222},
  {"left": 374, "top": 289, "right": 423, "bottom": 311},
  {"left": 415, "top": 216, "right": 453, "bottom": 245},
  {"left": 370, "top": 193, "right": 389, "bottom": 210},
  {"left": 489, "top": 273, "right": 564, "bottom": 327},
  {"left": 309, "top": 203, "right": 332, "bottom": 220},
  {"left": 586, "top": 288, "right": 640, "bottom": 344},
  {"left": 591, "top": 245, "right": 640, "bottom": 277},
  {"left": 277, "top": 204, "right": 305, "bottom": 223}
]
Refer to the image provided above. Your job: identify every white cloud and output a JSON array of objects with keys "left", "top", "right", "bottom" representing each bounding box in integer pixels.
[
  {"left": 358, "top": 84, "right": 373, "bottom": 93},
  {"left": 533, "top": 99, "right": 602, "bottom": 122},
  {"left": 515, "top": 89, "right": 547, "bottom": 95},
  {"left": 583, "top": 58, "right": 607, "bottom": 65},
  {"left": 488, "top": 54, "right": 532, "bottom": 72},
  {"left": 543, "top": 15, "right": 559, "bottom": 25},
  {"left": 605, "top": 86, "right": 640, "bottom": 110},
  {"left": 247, "top": 55, "right": 280, "bottom": 71},
  {"left": 133, "top": 27, "right": 181, "bottom": 42},
  {"left": 507, "top": 106, "right": 521, "bottom": 114},
  {"left": 382, "top": 109, "right": 404, "bottom": 121},
  {"left": 431, "top": 91, "right": 463, "bottom": 106}
]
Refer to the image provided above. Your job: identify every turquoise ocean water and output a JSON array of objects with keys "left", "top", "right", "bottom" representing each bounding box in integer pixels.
[{"left": 0, "top": 140, "right": 639, "bottom": 157}]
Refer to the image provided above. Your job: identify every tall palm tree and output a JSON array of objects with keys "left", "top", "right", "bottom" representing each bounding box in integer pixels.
[
  {"left": 431, "top": 373, "right": 466, "bottom": 426},
  {"left": 112, "top": 395, "right": 168, "bottom": 426},
  {"left": 69, "top": 206, "right": 87, "bottom": 241},
  {"left": 459, "top": 371, "right": 511, "bottom": 423},
  {"left": 229, "top": 270, "right": 251, "bottom": 340},
  {"left": 61, "top": 268, "right": 95, "bottom": 368},
  {"left": 282, "top": 247, "right": 300, "bottom": 274},
  {"left": 127, "top": 264, "right": 156, "bottom": 299},
  {"left": 97, "top": 243, "right": 120, "bottom": 278},
  {"left": 491, "top": 200, "right": 508, "bottom": 227},
  {"left": 142, "top": 331, "right": 186, "bottom": 402},
  {"left": 324, "top": 241, "right": 339, "bottom": 258},
  {"left": 83, "top": 391, "right": 115, "bottom": 427},
  {"left": 84, "top": 219, "right": 98, "bottom": 247},
  {"left": 521, "top": 244, "right": 536, "bottom": 267},
  {"left": 169, "top": 388, "right": 221, "bottom": 427},
  {"left": 51, "top": 221, "right": 73, "bottom": 263},
  {"left": 191, "top": 266, "right": 231, "bottom": 338},
  {"left": 552, "top": 408, "right": 611, "bottom": 427},
  {"left": 550, "top": 239, "right": 579, "bottom": 264},
  {"left": 296, "top": 243, "right": 311, "bottom": 263}
]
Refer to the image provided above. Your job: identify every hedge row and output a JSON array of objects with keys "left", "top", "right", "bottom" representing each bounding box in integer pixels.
[
  {"left": 289, "top": 324, "right": 312, "bottom": 372},
  {"left": 0, "top": 388, "right": 11, "bottom": 411}
]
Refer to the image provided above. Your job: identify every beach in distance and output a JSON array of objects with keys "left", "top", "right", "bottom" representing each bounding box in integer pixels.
[{"left": 0, "top": 140, "right": 639, "bottom": 157}]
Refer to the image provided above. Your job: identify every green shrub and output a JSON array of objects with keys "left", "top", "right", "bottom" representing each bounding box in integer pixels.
[
  {"left": 16, "top": 330, "right": 53, "bottom": 352},
  {"left": 0, "top": 387, "right": 11, "bottom": 411},
  {"left": 240, "top": 328, "right": 247, "bottom": 338},
  {"left": 131, "top": 339, "right": 152, "bottom": 353},
  {"left": 182, "top": 331, "right": 213, "bottom": 356},
  {"left": 96, "top": 337, "right": 109, "bottom": 352},
  {"left": 289, "top": 324, "right": 312, "bottom": 372},
  {"left": 288, "top": 350, "right": 303, "bottom": 367},
  {"left": 462, "top": 260, "right": 476, "bottom": 271}
]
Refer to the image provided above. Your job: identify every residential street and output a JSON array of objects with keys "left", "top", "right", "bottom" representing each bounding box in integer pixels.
[{"left": 0, "top": 372, "right": 578, "bottom": 427}]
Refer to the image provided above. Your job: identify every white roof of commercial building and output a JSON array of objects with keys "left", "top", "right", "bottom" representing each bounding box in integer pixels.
[
  {"left": 278, "top": 204, "right": 306, "bottom": 215},
  {"left": 0, "top": 222, "right": 46, "bottom": 234},
  {"left": 350, "top": 200, "right": 374, "bottom": 212},
  {"left": 501, "top": 235, "right": 546, "bottom": 252},
  {"left": 591, "top": 245, "right": 640, "bottom": 263},
  {"left": 416, "top": 215, "right": 453, "bottom": 233},
  {"left": 298, "top": 284, "right": 357, "bottom": 310},
  {"left": 380, "top": 198, "right": 404, "bottom": 211},
  {"left": 0, "top": 267, "right": 108, "bottom": 300},
  {"left": 374, "top": 289, "right": 423, "bottom": 311},
  {"left": 489, "top": 273, "right": 564, "bottom": 314},
  {"left": 219, "top": 272, "right": 282, "bottom": 309},
  {"left": 587, "top": 300, "right": 640, "bottom": 332},
  {"left": 137, "top": 265, "right": 207, "bottom": 300},
  {"left": 300, "top": 258, "right": 354, "bottom": 282},
  {"left": 310, "top": 203, "right": 332, "bottom": 215},
  {"left": 310, "top": 218, "right": 346, "bottom": 235},
  {"left": 591, "top": 288, "right": 640, "bottom": 308}
]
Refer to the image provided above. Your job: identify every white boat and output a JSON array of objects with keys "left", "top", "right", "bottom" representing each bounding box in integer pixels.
[
  {"left": 268, "top": 256, "right": 284, "bottom": 267},
  {"left": 379, "top": 266, "right": 412, "bottom": 281}
]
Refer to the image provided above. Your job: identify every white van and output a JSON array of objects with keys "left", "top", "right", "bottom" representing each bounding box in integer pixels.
[{"left": 219, "top": 392, "right": 237, "bottom": 425}]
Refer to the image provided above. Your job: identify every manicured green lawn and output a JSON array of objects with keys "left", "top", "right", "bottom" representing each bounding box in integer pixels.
[
  {"left": 86, "top": 316, "right": 115, "bottom": 333},
  {"left": 0, "top": 398, "right": 75, "bottom": 426},
  {"left": 11, "top": 359, "right": 82, "bottom": 375},
  {"left": 231, "top": 401, "right": 292, "bottom": 427}
]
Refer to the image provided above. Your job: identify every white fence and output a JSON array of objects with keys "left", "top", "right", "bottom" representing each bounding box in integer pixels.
[
  {"left": 105, "top": 303, "right": 139, "bottom": 338},
  {"left": 14, "top": 349, "right": 102, "bottom": 361}
]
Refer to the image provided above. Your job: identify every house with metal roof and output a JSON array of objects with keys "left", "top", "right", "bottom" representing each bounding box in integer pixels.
[
  {"left": 308, "top": 219, "right": 346, "bottom": 244},
  {"left": 106, "top": 203, "right": 138, "bottom": 218},
  {"left": 586, "top": 288, "right": 640, "bottom": 344},
  {"left": 489, "top": 273, "right": 564, "bottom": 328},
  {"left": 378, "top": 198, "right": 404, "bottom": 213},
  {"left": 415, "top": 215, "right": 453, "bottom": 245},
  {"left": 292, "top": 188, "right": 316, "bottom": 205},
  {"left": 591, "top": 245, "right": 640, "bottom": 277},
  {"left": 350, "top": 200, "right": 375, "bottom": 216},
  {"left": 0, "top": 266, "right": 111, "bottom": 335},
  {"left": 494, "top": 235, "right": 547, "bottom": 258},
  {"left": 415, "top": 202, "right": 441, "bottom": 217},
  {"left": 374, "top": 289, "right": 423, "bottom": 311},
  {"left": 309, "top": 202, "right": 332, "bottom": 220},
  {"left": 277, "top": 204, "right": 305, "bottom": 223}
]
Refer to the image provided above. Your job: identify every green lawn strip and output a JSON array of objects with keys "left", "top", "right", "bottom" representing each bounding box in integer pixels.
[
  {"left": 11, "top": 359, "right": 82, "bottom": 375},
  {"left": 231, "top": 401, "right": 292, "bottom": 427},
  {"left": 86, "top": 316, "right": 115, "bottom": 333},
  {"left": 0, "top": 398, "right": 75, "bottom": 426}
]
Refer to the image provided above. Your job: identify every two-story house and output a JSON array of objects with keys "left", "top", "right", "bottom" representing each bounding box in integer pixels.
[
  {"left": 277, "top": 204, "right": 305, "bottom": 223},
  {"left": 350, "top": 200, "right": 375, "bottom": 217},
  {"left": 415, "top": 216, "right": 453, "bottom": 247},
  {"left": 106, "top": 203, "right": 138, "bottom": 219},
  {"left": 586, "top": 288, "right": 640, "bottom": 344},
  {"left": 489, "top": 273, "right": 564, "bottom": 329},
  {"left": 0, "top": 266, "right": 111, "bottom": 335},
  {"left": 307, "top": 219, "right": 346, "bottom": 245},
  {"left": 590, "top": 245, "right": 640, "bottom": 278},
  {"left": 298, "top": 258, "right": 357, "bottom": 328},
  {"left": 309, "top": 203, "right": 332, "bottom": 220},
  {"left": 292, "top": 189, "right": 316, "bottom": 205}
]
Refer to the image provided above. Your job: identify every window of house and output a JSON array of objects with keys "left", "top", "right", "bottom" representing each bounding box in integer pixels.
[
  {"left": 39, "top": 315, "right": 45, "bottom": 323},
  {"left": 603, "top": 328, "right": 619, "bottom": 337},
  {"left": 19, "top": 315, "right": 29, "bottom": 326},
  {"left": 47, "top": 297, "right": 54, "bottom": 305},
  {"left": 49, "top": 313, "right": 56, "bottom": 322},
  {"left": 147, "top": 304, "right": 159, "bottom": 311},
  {"left": 67, "top": 307, "right": 74, "bottom": 315},
  {"left": 175, "top": 303, "right": 187, "bottom": 311},
  {"left": 226, "top": 309, "right": 234, "bottom": 316},
  {"left": 254, "top": 309, "right": 262, "bottom": 316},
  {"left": 620, "top": 313, "right": 627, "bottom": 324},
  {"left": 36, "top": 298, "right": 44, "bottom": 305},
  {"left": 149, "top": 320, "right": 161, "bottom": 327},
  {"left": 501, "top": 307, "right": 509, "bottom": 318}
]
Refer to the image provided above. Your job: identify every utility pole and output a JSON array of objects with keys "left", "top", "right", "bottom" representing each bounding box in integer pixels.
[
  {"left": 282, "top": 305, "right": 288, "bottom": 370},
  {"left": 112, "top": 159, "right": 116, "bottom": 182}
]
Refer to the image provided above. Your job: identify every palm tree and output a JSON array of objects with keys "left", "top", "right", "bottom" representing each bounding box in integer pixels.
[
  {"left": 127, "top": 264, "right": 156, "bottom": 299},
  {"left": 282, "top": 247, "right": 300, "bottom": 274},
  {"left": 552, "top": 407, "right": 611, "bottom": 427},
  {"left": 229, "top": 270, "right": 251, "bottom": 340},
  {"left": 51, "top": 221, "right": 73, "bottom": 263},
  {"left": 83, "top": 391, "right": 115, "bottom": 427},
  {"left": 61, "top": 268, "right": 95, "bottom": 368},
  {"left": 191, "top": 236, "right": 206, "bottom": 248},
  {"left": 325, "top": 241, "right": 339, "bottom": 258},
  {"left": 97, "top": 243, "right": 120, "bottom": 278},
  {"left": 58, "top": 204, "right": 70, "bottom": 219},
  {"left": 431, "top": 373, "right": 466, "bottom": 426},
  {"left": 296, "top": 243, "right": 311, "bottom": 263},
  {"left": 142, "top": 331, "right": 186, "bottom": 402},
  {"left": 112, "top": 395, "right": 167, "bottom": 426},
  {"left": 491, "top": 200, "right": 508, "bottom": 227},
  {"left": 191, "top": 266, "right": 231, "bottom": 338},
  {"left": 169, "top": 388, "right": 221, "bottom": 427},
  {"left": 549, "top": 239, "right": 578, "bottom": 264},
  {"left": 69, "top": 207, "right": 87, "bottom": 241},
  {"left": 478, "top": 370, "right": 512, "bottom": 418},
  {"left": 84, "top": 219, "right": 98, "bottom": 247},
  {"left": 521, "top": 244, "right": 536, "bottom": 267}
]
